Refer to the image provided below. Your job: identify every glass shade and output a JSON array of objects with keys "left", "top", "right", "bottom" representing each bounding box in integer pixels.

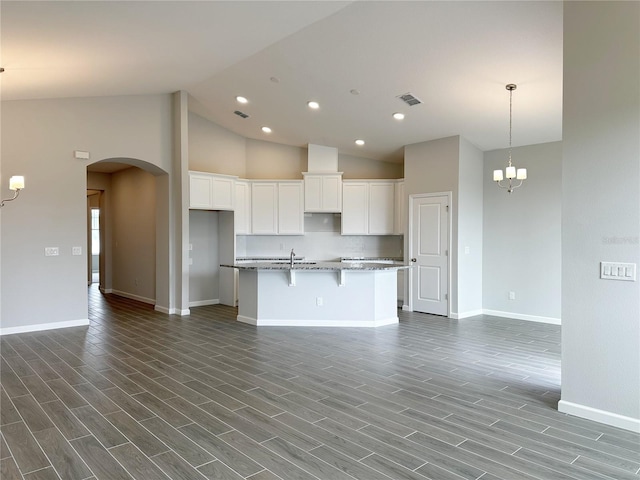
[
  {"left": 9, "top": 176, "right": 24, "bottom": 190},
  {"left": 493, "top": 170, "right": 504, "bottom": 181},
  {"left": 516, "top": 168, "right": 527, "bottom": 180},
  {"left": 506, "top": 166, "right": 516, "bottom": 179}
]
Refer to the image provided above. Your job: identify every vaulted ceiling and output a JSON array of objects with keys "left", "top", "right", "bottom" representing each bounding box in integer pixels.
[{"left": 1, "top": 1, "right": 563, "bottom": 163}]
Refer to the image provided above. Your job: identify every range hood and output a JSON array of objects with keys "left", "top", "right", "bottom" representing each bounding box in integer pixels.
[{"left": 307, "top": 144, "right": 339, "bottom": 173}]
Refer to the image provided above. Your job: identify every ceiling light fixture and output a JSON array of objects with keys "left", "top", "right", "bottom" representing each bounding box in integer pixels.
[
  {"left": 261, "top": 126, "right": 272, "bottom": 134},
  {"left": 236, "top": 96, "right": 248, "bottom": 104},
  {"left": 355, "top": 139, "right": 365, "bottom": 146},
  {"left": 493, "top": 84, "right": 527, "bottom": 193},
  {"left": 1, "top": 176, "right": 25, "bottom": 208},
  {"left": 307, "top": 101, "right": 320, "bottom": 109},
  {"left": 392, "top": 112, "right": 405, "bottom": 120}
]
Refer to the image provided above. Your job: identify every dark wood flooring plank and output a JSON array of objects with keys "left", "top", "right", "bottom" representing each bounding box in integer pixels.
[
  {"left": 70, "top": 435, "right": 133, "bottom": 480},
  {"left": 109, "top": 443, "right": 170, "bottom": 480},
  {"left": 39, "top": 400, "right": 90, "bottom": 440},
  {"left": 104, "top": 411, "right": 169, "bottom": 457},
  {"left": 1, "top": 421, "right": 51, "bottom": 474},
  {"left": 32, "top": 427, "right": 93, "bottom": 480}
]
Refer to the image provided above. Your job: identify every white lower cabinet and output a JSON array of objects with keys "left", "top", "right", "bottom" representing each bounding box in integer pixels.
[
  {"left": 342, "top": 180, "right": 395, "bottom": 235},
  {"left": 250, "top": 181, "right": 304, "bottom": 235}
]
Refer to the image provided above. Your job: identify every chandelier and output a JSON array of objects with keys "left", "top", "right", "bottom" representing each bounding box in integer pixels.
[{"left": 493, "top": 84, "right": 527, "bottom": 193}]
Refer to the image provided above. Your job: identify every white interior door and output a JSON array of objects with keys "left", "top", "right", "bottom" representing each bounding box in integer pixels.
[{"left": 410, "top": 194, "right": 449, "bottom": 316}]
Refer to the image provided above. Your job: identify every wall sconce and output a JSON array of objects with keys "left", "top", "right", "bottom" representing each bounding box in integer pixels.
[{"left": 1, "top": 176, "right": 25, "bottom": 207}]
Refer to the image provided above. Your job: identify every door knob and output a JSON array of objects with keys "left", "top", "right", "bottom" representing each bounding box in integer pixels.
[{"left": 411, "top": 258, "right": 417, "bottom": 262}]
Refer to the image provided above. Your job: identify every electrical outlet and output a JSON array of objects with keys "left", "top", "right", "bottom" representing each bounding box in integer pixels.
[
  {"left": 72, "top": 246, "right": 82, "bottom": 256},
  {"left": 316, "top": 297, "right": 323, "bottom": 306},
  {"left": 45, "top": 247, "right": 59, "bottom": 256},
  {"left": 509, "top": 291, "right": 516, "bottom": 300},
  {"left": 189, "top": 243, "right": 193, "bottom": 251}
]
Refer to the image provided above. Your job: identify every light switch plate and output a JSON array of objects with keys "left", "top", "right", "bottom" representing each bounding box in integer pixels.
[
  {"left": 45, "top": 247, "right": 59, "bottom": 256},
  {"left": 600, "top": 262, "right": 636, "bottom": 281},
  {"left": 72, "top": 246, "right": 82, "bottom": 256}
]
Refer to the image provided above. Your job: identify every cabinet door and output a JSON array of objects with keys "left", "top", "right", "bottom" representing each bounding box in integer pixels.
[
  {"left": 342, "top": 182, "right": 368, "bottom": 235},
  {"left": 251, "top": 182, "right": 278, "bottom": 234},
  {"left": 369, "top": 182, "right": 395, "bottom": 234},
  {"left": 304, "top": 175, "right": 323, "bottom": 212},
  {"left": 322, "top": 175, "right": 342, "bottom": 212},
  {"left": 189, "top": 173, "right": 213, "bottom": 209},
  {"left": 278, "top": 182, "right": 304, "bottom": 235},
  {"left": 211, "top": 175, "right": 235, "bottom": 210},
  {"left": 235, "top": 180, "right": 251, "bottom": 234}
]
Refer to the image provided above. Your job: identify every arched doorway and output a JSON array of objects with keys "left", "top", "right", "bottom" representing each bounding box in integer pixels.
[{"left": 86, "top": 158, "right": 170, "bottom": 313}]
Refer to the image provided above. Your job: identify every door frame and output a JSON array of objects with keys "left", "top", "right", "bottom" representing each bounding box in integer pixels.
[{"left": 406, "top": 191, "right": 452, "bottom": 316}]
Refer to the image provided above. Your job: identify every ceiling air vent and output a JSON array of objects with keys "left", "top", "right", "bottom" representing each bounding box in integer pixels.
[
  {"left": 234, "top": 110, "right": 249, "bottom": 119},
  {"left": 397, "top": 92, "right": 422, "bottom": 106}
]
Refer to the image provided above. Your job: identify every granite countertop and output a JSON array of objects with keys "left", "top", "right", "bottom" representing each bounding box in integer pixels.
[
  {"left": 340, "top": 256, "right": 404, "bottom": 262},
  {"left": 236, "top": 256, "right": 306, "bottom": 262},
  {"left": 221, "top": 261, "right": 411, "bottom": 271}
]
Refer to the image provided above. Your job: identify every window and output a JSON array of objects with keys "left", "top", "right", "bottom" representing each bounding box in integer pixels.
[{"left": 91, "top": 208, "right": 100, "bottom": 255}]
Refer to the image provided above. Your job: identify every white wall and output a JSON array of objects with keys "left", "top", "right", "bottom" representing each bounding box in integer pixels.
[
  {"left": 188, "top": 112, "right": 246, "bottom": 176},
  {"left": 246, "top": 139, "right": 306, "bottom": 179},
  {"left": 560, "top": 1, "right": 639, "bottom": 432},
  {"left": 403, "top": 136, "right": 460, "bottom": 313},
  {"left": 483, "top": 141, "right": 562, "bottom": 322},
  {"left": 339, "top": 154, "right": 403, "bottom": 179},
  {"left": 188, "top": 210, "right": 220, "bottom": 304},
  {"left": 457, "top": 137, "right": 483, "bottom": 317},
  {"left": 0, "top": 94, "right": 173, "bottom": 333},
  {"left": 111, "top": 167, "right": 157, "bottom": 303}
]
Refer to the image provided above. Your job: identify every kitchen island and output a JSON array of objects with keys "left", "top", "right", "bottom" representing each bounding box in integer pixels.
[{"left": 221, "top": 261, "right": 410, "bottom": 327}]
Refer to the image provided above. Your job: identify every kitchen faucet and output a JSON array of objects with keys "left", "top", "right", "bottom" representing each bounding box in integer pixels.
[{"left": 290, "top": 248, "right": 295, "bottom": 267}]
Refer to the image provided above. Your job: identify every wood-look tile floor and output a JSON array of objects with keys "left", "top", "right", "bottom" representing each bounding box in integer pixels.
[{"left": 1, "top": 286, "right": 639, "bottom": 480}]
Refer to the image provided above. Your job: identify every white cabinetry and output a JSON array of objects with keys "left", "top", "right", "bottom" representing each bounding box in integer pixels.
[
  {"left": 303, "top": 173, "right": 342, "bottom": 212},
  {"left": 234, "top": 180, "right": 251, "bottom": 234},
  {"left": 394, "top": 180, "right": 405, "bottom": 235},
  {"left": 342, "top": 180, "right": 395, "bottom": 235},
  {"left": 189, "top": 171, "right": 236, "bottom": 210},
  {"left": 278, "top": 182, "right": 305, "bottom": 234},
  {"left": 250, "top": 181, "right": 304, "bottom": 235}
]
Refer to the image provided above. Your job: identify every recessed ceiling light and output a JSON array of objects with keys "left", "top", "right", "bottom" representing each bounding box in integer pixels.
[
  {"left": 261, "top": 126, "right": 272, "bottom": 134},
  {"left": 393, "top": 112, "right": 405, "bottom": 120},
  {"left": 355, "top": 139, "right": 365, "bottom": 146},
  {"left": 307, "top": 101, "right": 320, "bottom": 109},
  {"left": 236, "top": 96, "right": 248, "bottom": 104}
]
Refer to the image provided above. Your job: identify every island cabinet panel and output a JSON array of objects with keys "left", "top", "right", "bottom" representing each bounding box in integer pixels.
[
  {"left": 249, "top": 181, "right": 304, "bottom": 235},
  {"left": 189, "top": 171, "right": 236, "bottom": 210},
  {"left": 251, "top": 182, "right": 279, "bottom": 234},
  {"left": 303, "top": 173, "right": 342, "bottom": 212},
  {"left": 235, "top": 180, "right": 251, "bottom": 234},
  {"left": 278, "top": 182, "right": 304, "bottom": 235},
  {"left": 342, "top": 180, "right": 396, "bottom": 235}
]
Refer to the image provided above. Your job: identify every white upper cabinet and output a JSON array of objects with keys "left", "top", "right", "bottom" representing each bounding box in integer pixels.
[
  {"left": 189, "top": 171, "right": 236, "bottom": 210},
  {"left": 251, "top": 182, "right": 279, "bottom": 234},
  {"left": 303, "top": 173, "right": 343, "bottom": 212},
  {"left": 342, "top": 180, "right": 397, "bottom": 235},
  {"left": 250, "top": 181, "right": 304, "bottom": 235},
  {"left": 341, "top": 182, "right": 369, "bottom": 235},
  {"left": 234, "top": 180, "right": 251, "bottom": 234},
  {"left": 278, "top": 182, "right": 305, "bottom": 234}
]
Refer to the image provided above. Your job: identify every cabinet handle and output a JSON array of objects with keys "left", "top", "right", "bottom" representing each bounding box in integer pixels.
[{"left": 411, "top": 258, "right": 417, "bottom": 262}]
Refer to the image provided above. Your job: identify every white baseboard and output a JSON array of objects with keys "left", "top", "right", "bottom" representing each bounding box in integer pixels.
[
  {"left": 102, "top": 288, "right": 113, "bottom": 294},
  {"left": 0, "top": 319, "right": 90, "bottom": 336},
  {"left": 154, "top": 306, "right": 190, "bottom": 316},
  {"left": 111, "top": 290, "right": 155, "bottom": 305},
  {"left": 401, "top": 305, "right": 412, "bottom": 312},
  {"left": 237, "top": 315, "right": 398, "bottom": 328},
  {"left": 450, "top": 309, "right": 483, "bottom": 320},
  {"left": 189, "top": 299, "right": 220, "bottom": 307},
  {"left": 558, "top": 400, "right": 640, "bottom": 433},
  {"left": 482, "top": 309, "right": 561, "bottom": 325}
]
